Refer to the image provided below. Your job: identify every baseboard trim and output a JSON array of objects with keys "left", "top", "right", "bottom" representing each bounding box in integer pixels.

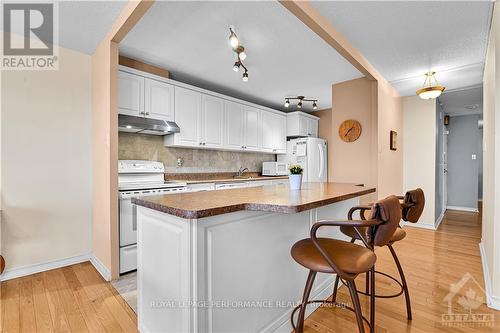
[
  {"left": 435, "top": 211, "right": 445, "bottom": 229},
  {"left": 90, "top": 254, "right": 111, "bottom": 281},
  {"left": 401, "top": 222, "right": 437, "bottom": 230},
  {"left": 479, "top": 242, "right": 500, "bottom": 310},
  {"left": 446, "top": 206, "right": 479, "bottom": 213},
  {"left": 0, "top": 253, "right": 91, "bottom": 281}
]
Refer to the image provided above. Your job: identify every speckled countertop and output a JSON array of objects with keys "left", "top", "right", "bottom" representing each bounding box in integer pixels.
[
  {"left": 132, "top": 182, "right": 375, "bottom": 219},
  {"left": 165, "top": 172, "right": 288, "bottom": 184}
]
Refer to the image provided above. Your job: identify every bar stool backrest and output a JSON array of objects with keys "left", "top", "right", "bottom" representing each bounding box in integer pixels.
[
  {"left": 366, "top": 195, "right": 402, "bottom": 247},
  {"left": 402, "top": 188, "right": 425, "bottom": 223}
]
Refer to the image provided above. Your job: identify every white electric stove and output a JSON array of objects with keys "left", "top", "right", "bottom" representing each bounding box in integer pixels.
[{"left": 118, "top": 160, "right": 186, "bottom": 274}]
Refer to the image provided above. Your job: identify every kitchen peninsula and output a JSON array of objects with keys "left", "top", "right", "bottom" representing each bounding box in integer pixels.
[{"left": 132, "top": 182, "right": 375, "bottom": 333}]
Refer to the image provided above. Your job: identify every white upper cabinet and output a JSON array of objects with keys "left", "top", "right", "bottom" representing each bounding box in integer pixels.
[
  {"left": 243, "top": 106, "right": 261, "bottom": 151},
  {"left": 118, "top": 71, "right": 144, "bottom": 116},
  {"left": 170, "top": 86, "right": 202, "bottom": 147},
  {"left": 202, "top": 95, "right": 224, "bottom": 149},
  {"left": 286, "top": 111, "right": 319, "bottom": 137},
  {"left": 224, "top": 101, "right": 245, "bottom": 150},
  {"left": 144, "top": 78, "right": 174, "bottom": 121},
  {"left": 262, "top": 111, "right": 286, "bottom": 154}
]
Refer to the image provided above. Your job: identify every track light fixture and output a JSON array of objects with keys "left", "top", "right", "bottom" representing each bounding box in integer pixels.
[
  {"left": 229, "top": 28, "right": 249, "bottom": 82},
  {"left": 284, "top": 96, "right": 318, "bottom": 110}
]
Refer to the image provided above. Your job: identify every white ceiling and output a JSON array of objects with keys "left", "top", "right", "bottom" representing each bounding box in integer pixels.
[
  {"left": 438, "top": 86, "right": 483, "bottom": 117},
  {"left": 58, "top": 1, "right": 127, "bottom": 54},
  {"left": 311, "top": 0, "right": 493, "bottom": 96},
  {"left": 119, "top": 1, "right": 363, "bottom": 111}
]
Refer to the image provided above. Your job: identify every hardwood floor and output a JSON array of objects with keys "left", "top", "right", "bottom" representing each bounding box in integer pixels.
[
  {"left": 1, "top": 210, "right": 498, "bottom": 332},
  {"left": 0, "top": 262, "right": 138, "bottom": 333}
]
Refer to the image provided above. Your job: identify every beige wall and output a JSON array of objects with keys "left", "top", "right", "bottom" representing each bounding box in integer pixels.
[
  {"left": 403, "top": 96, "right": 436, "bottom": 227},
  {"left": 377, "top": 80, "right": 404, "bottom": 199},
  {"left": 119, "top": 133, "right": 273, "bottom": 173},
  {"left": 1, "top": 46, "right": 92, "bottom": 271},
  {"left": 482, "top": 2, "right": 500, "bottom": 304}
]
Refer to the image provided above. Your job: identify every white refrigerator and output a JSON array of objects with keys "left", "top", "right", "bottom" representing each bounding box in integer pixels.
[{"left": 277, "top": 137, "right": 327, "bottom": 182}]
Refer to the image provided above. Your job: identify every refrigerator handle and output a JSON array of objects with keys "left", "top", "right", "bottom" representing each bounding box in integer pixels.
[{"left": 318, "top": 143, "right": 325, "bottom": 180}]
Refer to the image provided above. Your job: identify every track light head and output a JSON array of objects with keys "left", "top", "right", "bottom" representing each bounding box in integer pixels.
[
  {"left": 233, "top": 62, "right": 240, "bottom": 72},
  {"left": 242, "top": 71, "right": 249, "bottom": 82},
  {"left": 284, "top": 99, "right": 290, "bottom": 108}
]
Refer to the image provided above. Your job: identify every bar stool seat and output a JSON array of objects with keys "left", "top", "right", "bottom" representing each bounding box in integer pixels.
[
  {"left": 291, "top": 238, "right": 376, "bottom": 275},
  {"left": 340, "top": 225, "right": 407, "bottom": 243}
]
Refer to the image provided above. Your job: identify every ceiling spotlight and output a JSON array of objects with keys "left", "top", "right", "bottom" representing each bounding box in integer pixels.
[
  {"left": 242, "top": 71, "right": 249, "bottom": 82},
  {"left": 284, "top": 99, "right": 290, "bottom": 108},
  {"left": 229, "top": 28, "right": 239, "bottom": 49},
  {"left": 238, "top": 50, "right": 247, "bottom": 61},
  {"left": 233, "top": 62, "right": 240, "bottom": 72},
  {"left": 416, "top": 71, "right": 445, "bottom": 100},
  {"left": 312, "top": 101, "right": 318, "bottom": 110}
]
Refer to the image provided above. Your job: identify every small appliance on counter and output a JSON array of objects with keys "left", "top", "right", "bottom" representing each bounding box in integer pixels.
[
  {"left": 277, "top": 137, "right": 327, "bottom": 182},
  {"left": 118, "top": 160, "right": 187, "bottom": 274},
  {"left": 262, "top": 162, "right": 288, "bottom": 176}
]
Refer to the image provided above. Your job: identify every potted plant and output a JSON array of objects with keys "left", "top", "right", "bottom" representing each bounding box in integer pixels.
[{"left": 288, "top": 164, "right": 303, "bottom": 190}]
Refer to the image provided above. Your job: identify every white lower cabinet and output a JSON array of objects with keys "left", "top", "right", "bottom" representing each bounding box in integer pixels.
[{"left": 186, "top": 183, "right": 216, "bottom": 192}]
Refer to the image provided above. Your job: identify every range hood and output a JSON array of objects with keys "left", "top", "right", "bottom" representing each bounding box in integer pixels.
[{"left": 118, "top": 114, "right": 180, "bottom": 135}]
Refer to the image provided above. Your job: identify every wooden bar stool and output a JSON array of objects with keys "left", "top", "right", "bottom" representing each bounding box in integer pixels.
[
  {"left": 334, "top": 188, "right": 425, "bottom": 321},
  {"left": 290, "top": 195, "right": 402, "bottom": 333}
]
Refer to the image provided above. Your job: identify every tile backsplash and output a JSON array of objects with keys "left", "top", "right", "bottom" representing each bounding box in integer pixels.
[{"left": 118, "top": 133, "right": 275, "bottom": 173}]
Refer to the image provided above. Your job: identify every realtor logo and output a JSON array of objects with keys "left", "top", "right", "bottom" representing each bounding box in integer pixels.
[
  {"left": 2, "top": 2, "right": 58, "bottom": 70},
  {"left": 442, "top": 272, "right": 494, "bottom": 327}
]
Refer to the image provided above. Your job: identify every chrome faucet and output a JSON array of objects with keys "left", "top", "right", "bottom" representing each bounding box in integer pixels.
[{"left": 235, "top": 167, "right": 249, "bottom": 177}]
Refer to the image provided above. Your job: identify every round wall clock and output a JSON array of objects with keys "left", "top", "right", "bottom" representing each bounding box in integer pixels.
[{"left": 339, "top": 120, "right": 362, "bottom": 142}]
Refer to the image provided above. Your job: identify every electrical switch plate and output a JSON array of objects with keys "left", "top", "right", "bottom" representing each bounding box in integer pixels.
[{"left": 472, "top": 154, "right": 477, "bottom": 160}]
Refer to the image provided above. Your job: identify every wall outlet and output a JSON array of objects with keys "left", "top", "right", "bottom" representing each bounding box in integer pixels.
[
  {"left": 177, "top": 157, "right": 184, "bottom": 167},
  {"left": 472, "top": 154, "right": 477, "bottom": 160}
]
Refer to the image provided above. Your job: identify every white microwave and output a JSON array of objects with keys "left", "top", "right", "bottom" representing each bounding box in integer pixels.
[{"left": 262, "top": 162, "right": 288, "bottom": 176}]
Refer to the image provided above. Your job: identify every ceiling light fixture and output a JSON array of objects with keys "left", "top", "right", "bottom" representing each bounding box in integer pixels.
[
  {"left": 284, "top": 96, "right": 318, "bottom": 111},
  {"left": 416, "top": 71, "right": 445, "bottom": 100},
  {"left": 229, "top": 28, "right": 249, "bottom": 82}
]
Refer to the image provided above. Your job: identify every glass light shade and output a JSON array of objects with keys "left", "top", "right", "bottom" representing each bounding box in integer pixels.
[
  {"left": 238, "top": 51, "right": 247, "bottom": 60},
  {"left": 284, "top": 100, "right": 290, "bottom": 108},
  {"left": 229, "top": 32, "right": 239, "bottom": 49},
  {"left": 242, "top": 72, "right": 249, "bottom": 82},
  {"left": 232, "top": 62, "right": 240, "bottom": 72},
  {"left": 417, "top": 86, "right": 445, "bottom": 100},
  {"left": 312, "top": 102, "right": 318, "bottom": 110}
]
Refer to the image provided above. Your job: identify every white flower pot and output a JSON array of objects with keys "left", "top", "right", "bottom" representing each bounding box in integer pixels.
[{"left": 289, "top": 174, "right": 303, "bottom": 190}]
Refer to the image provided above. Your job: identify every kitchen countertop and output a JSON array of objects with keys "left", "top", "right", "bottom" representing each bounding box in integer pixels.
[
  {"left": 165, "top": 172, "right": 288, "bottom": 184},
  {"left": 132, "top": 182, "right": 375, "bottom": 219}
]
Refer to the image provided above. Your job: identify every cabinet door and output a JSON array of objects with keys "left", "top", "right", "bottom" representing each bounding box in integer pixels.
[
  {"left": 224, "top": 101, "right": 245, "bottom": 150},
  {"left": 202, "top": 95, "right": 224, "bottom": 148},
  {"left": 298, "top": 115, "right": 309, "bottom": 136},
  {"left": 144, "top": 78, "right": 174, "bottom": 120},
  {"left": 261, "top": 111, "right": 275, "bottom": 152},
  {"left": 174, "top": 86, "right": 202, "bottom": 147},
  {"left": 244, "top": 106, "right": 260, "bottom": 151},
  {"left": 308, "top": 118, "right": 318, "bottom": 137},
  {"left": 274, "top": 114, "right": 287, "bottom": 153},
  {"left": 118, "top": 71, "right": 144, "bottom": 116}
]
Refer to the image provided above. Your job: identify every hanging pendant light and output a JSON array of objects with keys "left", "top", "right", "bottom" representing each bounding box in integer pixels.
[{"left": 416, "top": 71, "right": 445, "bottom": 100}]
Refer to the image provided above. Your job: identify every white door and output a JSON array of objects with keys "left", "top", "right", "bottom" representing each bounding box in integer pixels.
[
  {"left": 118, "top": 71, "right": 144, "bottom": 116},
  {"left": 145, "top": 78, "right": 174, "bottom": 120},
  {"left": 306, "top": 138, "right": 327, "bottom": 182},
  {"left": 202, "top": 95, "right": 224, "bottom": 148},
  {"left": 224, "top": 101, "right": 245, "bottom": 150},
  {"left": 244, "top": 106, "right": 260, "bottom": 151},
  {"left": 174, "top": 86, "right": 202, "bottom": 147}
]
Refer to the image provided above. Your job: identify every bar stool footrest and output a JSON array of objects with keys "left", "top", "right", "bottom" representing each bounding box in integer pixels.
[
  {"left": 340, "top": 270, "right": 404, "bottom": 298},
  {"left": 291, "top": 299, "right": 372, "bottom": 331}
]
